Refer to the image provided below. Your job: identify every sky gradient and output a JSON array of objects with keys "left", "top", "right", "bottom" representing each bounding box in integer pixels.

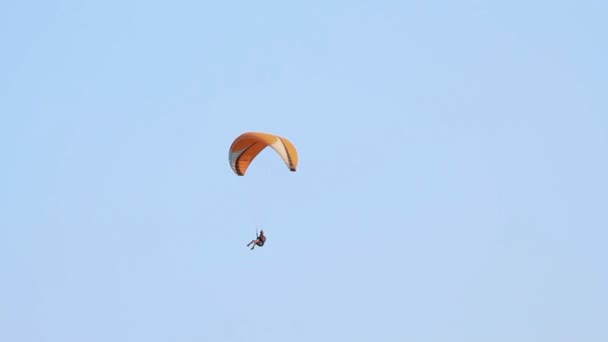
[{"left": 1, "top": 1, "right": 607, "bottom": 341}]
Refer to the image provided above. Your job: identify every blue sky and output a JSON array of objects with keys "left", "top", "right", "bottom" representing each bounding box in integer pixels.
[{"left": 1, "top": 1, "right": 607, "bottom": 341}]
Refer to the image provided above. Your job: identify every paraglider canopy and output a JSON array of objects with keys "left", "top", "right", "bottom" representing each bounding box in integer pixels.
[{"left": 228, "top": 132, "right": 299, "bottom": 176}]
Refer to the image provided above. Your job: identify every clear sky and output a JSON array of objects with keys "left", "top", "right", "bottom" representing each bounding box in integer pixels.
[{"left": 1, "top": 1, "right": 607, "bottom": 341}]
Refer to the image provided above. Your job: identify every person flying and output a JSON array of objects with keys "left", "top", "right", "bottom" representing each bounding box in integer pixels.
[{"left": 247, "top": 229, "right": 266, "bottom": 250}]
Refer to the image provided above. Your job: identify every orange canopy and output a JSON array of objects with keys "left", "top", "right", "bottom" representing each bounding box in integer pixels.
[{"left": 228, "top": 132, "right": 299, "bottom": 176}]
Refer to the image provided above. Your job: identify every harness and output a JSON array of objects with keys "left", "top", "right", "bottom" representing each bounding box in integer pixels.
[{"left": 257, "top": 235, "right": 266, "bottom": 246}]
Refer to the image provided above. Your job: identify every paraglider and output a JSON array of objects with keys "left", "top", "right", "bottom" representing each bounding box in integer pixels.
[
  {"left": 228, "top": 132, "right": 299, "bottom": 176},
  {"left": 229, "top": 131, "right": 298, "bottom": 250},
  {"left": 246, "top": 229, "right": 266, "bottom": 250}
]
